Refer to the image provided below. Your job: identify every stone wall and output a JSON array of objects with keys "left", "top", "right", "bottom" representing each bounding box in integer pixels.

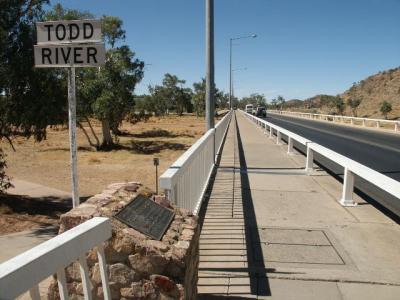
[{"left": 47, "top": 182, "right": 199, "bottom": 300}]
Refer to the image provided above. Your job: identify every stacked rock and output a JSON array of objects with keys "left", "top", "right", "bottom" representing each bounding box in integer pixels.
[{"left": 47, "top": 182, "right": 199, "bottom": 300}]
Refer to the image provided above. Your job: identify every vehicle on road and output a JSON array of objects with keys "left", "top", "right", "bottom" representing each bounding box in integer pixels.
[
  {"left": 256, "top": 106, "right": 267, "bottom": 118},
  {"left": 245, "top": 104, "right": 254, "bottom": 114}
]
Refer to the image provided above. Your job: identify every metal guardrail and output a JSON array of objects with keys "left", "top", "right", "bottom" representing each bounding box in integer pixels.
[
  {"left": 160, "top": 111, "right": 232, "bottom": 214},
  {"left": 0, "top": 217, "right": 112, "bottom": 300},
  {"left": 268, "top": 110, "right": 400, "bottom": 132},
  {"left": 241, "top": 110, "right": 400, "bottom": 207}
]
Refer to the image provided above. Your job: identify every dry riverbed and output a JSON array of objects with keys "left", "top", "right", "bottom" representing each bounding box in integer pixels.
[{"left": 0, "top": 113, "right": 220, "bottom": 234}]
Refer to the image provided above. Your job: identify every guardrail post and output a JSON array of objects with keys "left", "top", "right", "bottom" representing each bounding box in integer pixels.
[
  {"left": 269, "top": 126, "right": 273, "bottom": 138},
  {"left": 305, "top": 145, "right": 314, "bottom": 173},
  {"left": 362, "top": 119, "right": 366, "bottom": 127},
  {"left": 287, "top": 137, "right": 294, "bottom": 154},
  {"left": 376, "top": 121, "right": 380, "bottom": 128},
  {"left": 396, "top": 122, "right": 399, "bottom": 132},
  {"left": 350, "top": 118, "right": 354, "bottom": 125},
  {"left": 276, "top": 131, "right": 282, "bottom": 145},
  {"left": 339, "top": 167, "right": 357, "bottom": 206}
]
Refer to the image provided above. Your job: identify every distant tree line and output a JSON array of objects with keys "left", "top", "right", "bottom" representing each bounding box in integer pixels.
[
  {"left": 237, "top": 93, "right": 267, "bottom": 109},
  {"left": 135, "top": 76, "right": 229, "bottom": 118}
]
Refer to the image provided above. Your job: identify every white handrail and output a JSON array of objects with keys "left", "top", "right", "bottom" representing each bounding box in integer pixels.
[
  {"left": 268, "top": 110, "right": 400, "bottom": 132},
  {"left": 0, "top": 217, "right": 112, "bottom": 300},
  {"left": 241, "top": 110, "right": 400, "bottom": 207},
  {"left": 160, "top": 111, "right": 232, "bottom": 214}
]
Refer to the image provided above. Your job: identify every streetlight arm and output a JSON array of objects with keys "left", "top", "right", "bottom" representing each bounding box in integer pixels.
[{"left": 231, "top": 34, "right": 257, "bottom": 41}]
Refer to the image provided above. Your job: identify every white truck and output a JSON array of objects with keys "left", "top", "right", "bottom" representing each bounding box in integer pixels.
[{"left": 245, "top": 104, "right": 254, "bottom": 114}]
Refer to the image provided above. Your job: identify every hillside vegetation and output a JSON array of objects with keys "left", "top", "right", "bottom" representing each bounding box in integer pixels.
[{"left": 285, "top": 67, "right": 400, "bottom": 119}]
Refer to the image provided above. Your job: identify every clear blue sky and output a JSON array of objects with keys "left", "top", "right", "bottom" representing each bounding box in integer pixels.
[{"left": 52, "top": 0, "right": 400, "bottom": 101}]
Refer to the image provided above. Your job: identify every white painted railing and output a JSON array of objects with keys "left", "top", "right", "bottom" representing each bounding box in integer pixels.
[
  {"left": 0, "top": 217, "right": 112, "bottom": 300},
  {"left": 160, "top": 111, "right": 232, "bottom": 214},
  {"left": 242, "top": 110, "right": 400, "bottom": 207},
  {"left": 268, "top": 110, "right": 400, "bottom": 132}
]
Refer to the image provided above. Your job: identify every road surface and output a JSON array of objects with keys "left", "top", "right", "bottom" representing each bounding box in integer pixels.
[{"left": 264, "top": 113, "right": 400, "bottom": 218}]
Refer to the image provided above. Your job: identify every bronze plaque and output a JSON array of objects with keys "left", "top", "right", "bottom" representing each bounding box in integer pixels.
[{"left": 114, "top": 195, "right": 174, "bottom": 240}]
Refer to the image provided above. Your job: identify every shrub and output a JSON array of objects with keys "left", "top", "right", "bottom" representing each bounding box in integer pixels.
[{"left": 0, "top": 149, "right": 12, "bottom": 193}]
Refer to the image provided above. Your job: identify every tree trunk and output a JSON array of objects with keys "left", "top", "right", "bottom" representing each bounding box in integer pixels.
[
  {"left": 85, "top": 117, "right": 101, "bottom": 147},
  {"left": 78, "top": 121, "right": 100, "bottom": 150},
  {"left": 101, "top": 119, "right": 113, "bottom": 148}
]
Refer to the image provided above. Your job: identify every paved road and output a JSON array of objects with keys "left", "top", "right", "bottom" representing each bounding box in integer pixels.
[{"left": 264, "top": 113, "right": 400, "bottom": 217}]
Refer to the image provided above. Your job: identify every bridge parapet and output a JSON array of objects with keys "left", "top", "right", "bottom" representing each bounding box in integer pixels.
[
  {"left": 242, "top": 110, "right": 400, "bottom": 214},
  {"left": 160, "top": 111, "right": 232, "bottom": 214},
  {"left": 0, "top": 217, "right": 112, "bottom": 300},
  {"left": 268, "top": 109, "right": 400, "bottom": 132}
]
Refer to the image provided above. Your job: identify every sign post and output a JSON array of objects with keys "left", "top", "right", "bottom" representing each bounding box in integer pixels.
[
  {"left": 67, "top": 67, "right": 79, "bottom": 207},
  {"left": 34, "top": 20, "right": 105, "bottom": 208}
]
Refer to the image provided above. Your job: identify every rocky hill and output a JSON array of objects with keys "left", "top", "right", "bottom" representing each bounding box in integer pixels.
[{"left": 285, "top": 67, "right": 400, "bottom": 119}]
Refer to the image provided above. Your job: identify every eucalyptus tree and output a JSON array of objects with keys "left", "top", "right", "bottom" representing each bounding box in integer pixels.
[
  {"left": 192, "top": 78, "right": 224, "bottom": 116},
  {"left": 0, "top": 0, "right": 66, "bottom": 191}
]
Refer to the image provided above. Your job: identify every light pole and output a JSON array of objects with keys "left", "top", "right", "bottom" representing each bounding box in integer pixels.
[
  {"left": 206, "top": 0, "right": 215, "bottom": 130},
  {"left": 229, "top": 34, "right": 257, "bottom": 109}
]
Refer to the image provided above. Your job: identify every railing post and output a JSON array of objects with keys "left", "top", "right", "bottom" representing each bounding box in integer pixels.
[
  {"left": 96, "top": 245, "right": 111, "bottom": 300},
  {"left": 287, "top": 137, "right": 294, "bottom": 154},
  {"left": 339, "top": 167, "right": 357, "bottom": 206},
  {"left": 78, "top": 254, "right": 93, "bottom": 300},
  {"left": 56, "top": 269, "right": 69, "bottom": 300},
  {"left": 29, "top": 286, "right": 40, "bottom": 300},
  {"left": 376, "top": 121, "right": 380, "bottom": 128},
  {"left": 276, "top": 131, "right": 282, "bottom": 145},
  {"left": 350, "top": 118, "right": 354, "bottom": 125},
  {"left": 362, "top": 119, "right": 366, "bottom": 127},
  {"left": 269, "top": 126, "right": 273, "bottom": 138},
  {"left": 305, "top": 145, "right": 314, "bottom": 173}
]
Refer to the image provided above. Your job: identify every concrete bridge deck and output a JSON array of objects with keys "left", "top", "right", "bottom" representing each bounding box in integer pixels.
[{"left": 197, "top": 111, "right": 400, "bottom": 299}]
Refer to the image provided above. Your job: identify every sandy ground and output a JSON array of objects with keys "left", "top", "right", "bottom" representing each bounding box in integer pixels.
[
  {"left": 1, "top": 113, "right": 224, "bottom": 235},
  {"left": 2, "top": 114, "right": 214, "bottom": 197}
]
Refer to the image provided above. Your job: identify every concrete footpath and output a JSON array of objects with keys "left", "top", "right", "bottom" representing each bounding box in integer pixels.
[
  {"left": 0, "top": 180, "right": 70, "bottom": 263},
  {"left": 197, "top": 111, "right": 400, "bottom": 299}
]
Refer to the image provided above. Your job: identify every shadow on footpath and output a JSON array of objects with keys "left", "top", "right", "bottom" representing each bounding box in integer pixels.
[
  {"left": 235, "top": 114, "right": 271, "bottom": 296},
  {"left": 198, "top": 113, "right": 272, "bottom": 297}
]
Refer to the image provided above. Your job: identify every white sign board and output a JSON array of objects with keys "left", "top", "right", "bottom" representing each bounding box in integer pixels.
[
  {"left": 34, "top": 44, "right": 106, "bottom": 67},
  {"left": 36, "top": 20, "right": 102, "bottom": 44},
  {"left": 34, "top": 19, "right": 105, "bottom": 68}
]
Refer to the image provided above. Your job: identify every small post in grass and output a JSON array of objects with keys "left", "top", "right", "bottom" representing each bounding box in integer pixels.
[{"left": 153, "top": 157, "right": 160, "bottom": 194}]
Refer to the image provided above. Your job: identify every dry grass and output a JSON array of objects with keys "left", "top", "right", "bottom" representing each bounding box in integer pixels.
[{"left": 2, "top": 114, "right": 216, "bottom": 197}]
